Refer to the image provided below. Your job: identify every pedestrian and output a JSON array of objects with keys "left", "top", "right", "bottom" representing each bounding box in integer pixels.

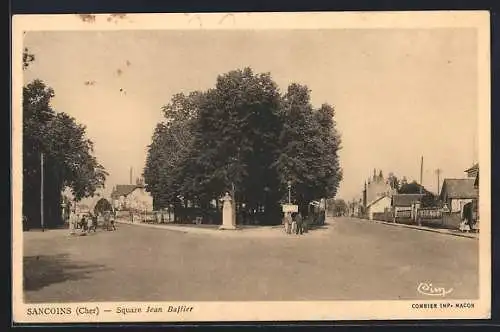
[
  {"left": 291, "top": 213, "right": 298, "bottom": 235},
  {"left": 92, "top": 213, "right": 98, "bottom": 232},
  {"left": 68, "top": 210, "right": 76, "bottom": 235},
  {"left": 86, "top": 214, "right": 94, "bottom": 234},
  {"left": 304, "top": 214, "right": 313, "bottom": 233},
  {"left": 80, "top": 214, "right": 87, "bottom": 233},
  {"left": 283, "top": 212, "right": 292, "bottom": 234},
  {"left": 103, "top": 211, "right": 110, "bottom": 230},
  {"left": 295, "top": 212, "right": 304, "bottom": 235},
  {"left": 110, "top": 211, "right": 117, "bottom": 231},
  {"left": 461, "top": 203, "right": 473, "bottom": 233}
]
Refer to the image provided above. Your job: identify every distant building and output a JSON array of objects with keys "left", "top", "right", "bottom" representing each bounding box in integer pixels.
[
  {"left": 366, "top": 195, "right": 392, "bottom": 220},
  {"left": 439, "top": 178, "right": 477, "bottom": 214},
  {"left": 364, "top": 169, "right": 396, "bottom": 205},
  {"left": 348, "top": 199, "right": 363, "bottom": 218},
  {"left": 111, "top": 183, "right": 153, "bottom": 212},
  {"left": 361, "top": 169, "right": 397, "bottom": 218},
  {"left": 464, "top": 163, "right": 479, "bottom": 179},
  {"left": 391, "top": 194, "right": 424, "bottom": 219}
]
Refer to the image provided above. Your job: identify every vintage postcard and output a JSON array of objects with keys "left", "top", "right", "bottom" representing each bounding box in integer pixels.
[{"left": 12, "top": 11, "right": 491, "bottom": 323}]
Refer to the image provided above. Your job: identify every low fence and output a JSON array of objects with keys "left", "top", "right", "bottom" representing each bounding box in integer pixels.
[
  {"left": 371, "top": 208, "right": 469, "bottom": 231},
  {"left": 372, "top": 212, "right": 393, "bottom": 222}
]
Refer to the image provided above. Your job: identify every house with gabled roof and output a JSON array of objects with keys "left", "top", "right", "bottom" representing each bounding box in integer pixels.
[
  {"left": 111, "top": 182, "right": 153, "bottom": 212},
  {"left": 366, "top": 194, "right": 392, "bottom": 220},
  {"left": 390, "top": 193, "right": 425, "bottom": 221},
  {"left": 439, "top": 178, "right": 477, "bottom": 214},
  {"left": 392, "top": 193, "right": 424, "bottom": 209}
]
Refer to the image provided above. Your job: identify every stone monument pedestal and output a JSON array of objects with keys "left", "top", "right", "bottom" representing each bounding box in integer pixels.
[{"left": 219, "top": 192, "right": 237, "bottom": 230}]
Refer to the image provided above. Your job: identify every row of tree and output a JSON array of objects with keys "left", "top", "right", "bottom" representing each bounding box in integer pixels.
[
  {"left": 143, "top": 67, "right": 343, "bottom": 225},
  {"left": 23, "top": 49, "right": 107, "bottom": 228}
]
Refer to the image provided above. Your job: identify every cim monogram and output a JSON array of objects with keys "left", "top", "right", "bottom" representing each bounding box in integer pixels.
[{"left": 417, "top": 282, "right": 453, "bottom": 297}]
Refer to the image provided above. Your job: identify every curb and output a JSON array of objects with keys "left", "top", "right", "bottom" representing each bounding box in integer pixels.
[
  {"left": 114, "top": 220, "right": 263, "bottom": 235},
  {"left": 114, "top": 220, "right": 329, "bottom": 237},
  {"left": 115, "top": 220, "right": 210, "bottom": 234},
  {"left": 362, "top": 219, "right": 479, "bottom": 239}
]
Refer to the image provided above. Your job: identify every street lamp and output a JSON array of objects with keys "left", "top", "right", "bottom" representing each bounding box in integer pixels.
[{"left": 287, "top": 180, "right": 292, "bottom": 204}]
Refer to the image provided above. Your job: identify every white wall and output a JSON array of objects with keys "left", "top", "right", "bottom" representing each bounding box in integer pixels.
[
  {"left": 451, "top": 198, "right": 473, "bottom": 213},
  {"left": 368, "top": 196, "right": 392, "bottom": 220},
  {"left": 126, "top": 187, "right": 153, "bottom": 211}
]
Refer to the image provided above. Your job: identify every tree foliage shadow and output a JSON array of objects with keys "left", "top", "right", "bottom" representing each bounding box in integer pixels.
[{"left": 23, "top": 253, "right": 111, "bottom": 292}]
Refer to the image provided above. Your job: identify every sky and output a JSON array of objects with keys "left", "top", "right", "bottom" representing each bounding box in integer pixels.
[{"left": 23, "top": 28, "right": 479, "bottom": 201}]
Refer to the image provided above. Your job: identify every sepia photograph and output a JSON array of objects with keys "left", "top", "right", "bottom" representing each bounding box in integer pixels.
[{"left": 12, "top": 12, "right": 491, "bottom": 323}]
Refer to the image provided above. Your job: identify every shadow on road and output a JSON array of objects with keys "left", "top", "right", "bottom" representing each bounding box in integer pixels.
[{"left": 24, "top": 253, "right": 111, "bottom": 292}]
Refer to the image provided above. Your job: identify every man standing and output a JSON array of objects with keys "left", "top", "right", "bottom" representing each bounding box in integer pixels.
[
  {"left": 283, "top": 212, "right": 292, "bottom": 234},
  {"left": 68, "top": 210, "right": 76, "bottom": 235},
  {"left": 295, "top": 212, "right": 304, "bottom": 235}
]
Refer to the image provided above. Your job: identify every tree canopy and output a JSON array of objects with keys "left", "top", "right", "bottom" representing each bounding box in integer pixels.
[
  {"left": 23, "top": 72, "right": 107, "bottom": 227},
  {"left": 144, "top": 67, "right": 342, "bottom": 224},
  {"left": 399, "top": 180, "right": 436, "bottom": 207},
  {"left": 94, "top": 198, "right": 113, "bottom": 215}
]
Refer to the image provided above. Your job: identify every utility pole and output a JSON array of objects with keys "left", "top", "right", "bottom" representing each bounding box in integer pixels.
[
  {"left": 40, "top": 152, "right": 45, "bottom": 232},
  {"left": 419, "top": 156, "right": 423, "bottom": 195},
  {"left": 231, "top": 181, "right": 236, "bottom": 226},
  {"left": 287, "top": 180, "right": 292, "bottom": 204},
  {"left": 435, "top": 168, "right": 442, "bottom": 195}
]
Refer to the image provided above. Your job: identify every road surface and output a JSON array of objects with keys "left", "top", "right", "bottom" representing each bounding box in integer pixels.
[{"left": 23, "top": 217, "right": 479, "bottom": 302}]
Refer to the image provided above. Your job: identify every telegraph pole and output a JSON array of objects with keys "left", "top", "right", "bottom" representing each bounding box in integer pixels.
[
  {"left": 419, "top": 156, "right": 423, "bottom": 194},
  {"left": 40, "top": 152, "right": 45, "bottom": 232},
  {"left": 287, "top": 180, "right": 292, "bottom": 204},
  {"left": 435, "top": 168, "right": 442, "bottom": 195}
]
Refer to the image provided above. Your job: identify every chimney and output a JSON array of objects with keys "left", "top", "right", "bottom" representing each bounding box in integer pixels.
[{"left": 130, "top": 167, "right": 133, "bottom": 185}]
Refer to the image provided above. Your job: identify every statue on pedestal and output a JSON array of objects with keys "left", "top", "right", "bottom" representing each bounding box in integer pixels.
[{"left": 220, "top": 192, "right": 236, "bottom": 230}]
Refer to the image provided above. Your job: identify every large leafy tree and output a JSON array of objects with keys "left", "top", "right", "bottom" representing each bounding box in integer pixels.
[
  {"left": 23, "top": 74, "right": 107, "bottom": 227},
  {"left": 185, "top": 69, "right": 284, "bottom": 218},
  {"left": 94, "top": 198, "right": 113, "bottom": 215},
  {"left": 143, "top": 91, "right": 202, "bottom": 211},
  {"left": 144, "top": 67, "right": 343, "bottom": 225},
  {"left": 274, "top": 83, "right": 342, "bottom": 214}
]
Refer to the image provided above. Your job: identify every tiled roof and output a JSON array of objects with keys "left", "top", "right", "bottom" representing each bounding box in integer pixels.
[
  {"left": 440, "top": 178, "right": 477, "bottom": 199},
  {"left": 391, "top": 194, "right": 424, "bottom": 207},
  {"left": 111, "top": 184, "right": 142, "bottom": 199}
]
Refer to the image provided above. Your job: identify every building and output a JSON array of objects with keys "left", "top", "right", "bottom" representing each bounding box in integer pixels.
[
  {"left": 366, "top": 195, "right": 392, "bottom": 220},
  {"left": 111, "top": 183, "right": 153, "bottom": 212},
  {"left": 439, "top": 178, "right": 477, "bottom": 214},
  {"left": 364, "top": 169, "right": 394, "bottom": 206},
  {"left": 465, "top": 163, "right": 479, "bottom": 179},
  {"left": 464, "top": 163, "right": 480, "bottom": 224},
  {"left": 391, "top": 194, "right": 424, "bottom": 219},
  {"left": 361, "top": 169, "right": 397, "bottom": 218},
  {"left": 348, "top": 199, "right": 363, "bottom": 217}
]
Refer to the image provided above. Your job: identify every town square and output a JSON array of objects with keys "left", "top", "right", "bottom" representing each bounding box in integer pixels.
[{"left": 18, "top": 20, "right": 484, "bottom": 311}]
